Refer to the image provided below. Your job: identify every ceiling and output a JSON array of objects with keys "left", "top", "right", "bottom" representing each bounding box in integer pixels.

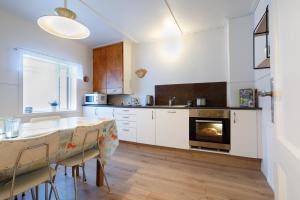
[{"left": 0, "top": 0, "right": 259, "bottom": 47}]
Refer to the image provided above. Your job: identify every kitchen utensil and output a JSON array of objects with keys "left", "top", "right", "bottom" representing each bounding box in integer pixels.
[
  {"left": 196, "top": 98, "right": 206, "bottom": 107},
  {"left": 187, "top": 100, "right": 193, "bottom": 107}
]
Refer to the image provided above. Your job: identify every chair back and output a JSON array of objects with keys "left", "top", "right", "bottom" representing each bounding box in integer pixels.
[
  {"left": 30, "top": 116, "right": 61, "bottom": 123},
  {"left": 59, "top": 123, "right": 104, "bottom": 161},
  {"left": 0, "top": 131, "right": 60, "bottom": 182}
]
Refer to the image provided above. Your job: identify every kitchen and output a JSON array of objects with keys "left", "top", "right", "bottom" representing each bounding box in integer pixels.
[{"left": 0, "top": 0, "right": 299, "bottom": 200}]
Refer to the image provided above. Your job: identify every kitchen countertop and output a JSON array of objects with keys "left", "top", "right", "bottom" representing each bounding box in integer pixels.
[{"left": 82, "top": 104, "right": 262, "bottom": 110}]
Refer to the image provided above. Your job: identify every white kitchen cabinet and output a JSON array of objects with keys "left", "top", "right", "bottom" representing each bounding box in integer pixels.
[
  {"left": 230, "top": 110, "right": 261, "bottom": 158},
  {"left": 114, "top": 108, "right": 137, "bottom": 142},
  {"left": 136, "top": 109, "right": 156, "bottom": 145},
  {"left": 155, "top": 109, "right": 189, "bottom": 149},
  {"left": 83, "top": 106, "right": 114, "bottom": 119}
]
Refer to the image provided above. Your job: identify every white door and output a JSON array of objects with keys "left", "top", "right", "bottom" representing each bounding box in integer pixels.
[
  {"left": 156, "top": 109, "right": 189, "bottom": 149},
  {"left": 230, "top": 110, "right": 258, "bottom": 158},
  {"left": 270, "top": 0, "right": 300, "bottom": 199},
  {"left": 136, "top": 109, "right": 155, "bottom": 145}
]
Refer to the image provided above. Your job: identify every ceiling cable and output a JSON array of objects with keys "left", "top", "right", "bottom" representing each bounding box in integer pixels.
[{"left": 163, "top": 0, "right": 183, "bottom": 35}]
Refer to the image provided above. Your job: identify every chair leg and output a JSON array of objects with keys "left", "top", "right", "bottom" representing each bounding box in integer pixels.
[
  {"left": 45, "top": 183, "right": 48, "bottom": 200},
  {"left": 49, "top": 164, "right": 59, "bottom": 200},
  {"left": 49, "top": 181, "right": 60, "bottom": 200},
  {"left": 73, "top": 169, "right": 78, "bottom": 200},
  {"left": 22, "top": 193, "right": 25, "bottom": 197},
  {"left": 64, "top": 166, "right": 67, "bottom": 176},
  {"left": 97, "top": 158, "right": 111, "bottom": 192},
  {"left": 82, "top": 163, "right": 87, "bottom": 183},
  {"left": 30, "top": 188, "right": 36, "bottom": 200},
  {"left": 35, "top": 186, "right": 39, "bottom": 200}
]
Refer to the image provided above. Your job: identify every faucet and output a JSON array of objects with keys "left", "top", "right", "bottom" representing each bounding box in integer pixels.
[{"left": 169, "top": 96, "right": 176, "bottom": 106}]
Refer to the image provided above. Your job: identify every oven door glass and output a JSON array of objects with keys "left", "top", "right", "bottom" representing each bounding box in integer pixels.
[{"left": 195, "top": 120, "right": 223, "bottom": 143}]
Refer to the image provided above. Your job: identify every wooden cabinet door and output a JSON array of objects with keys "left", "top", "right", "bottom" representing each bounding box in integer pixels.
[
  {"left": 106, "top": 43, "right": 123, "bottom": 93},
  {"left": 230, "top": 110, "right": 258, "bottom": 158},
  {"left": 93, "top": 48, "right": 107, "bottom": 93},
  {"left": 137, "top": 109, "right": 156, "bottom": 145},
  {"left": 155, "top": 109, "right": 189, "bottom": 149}
]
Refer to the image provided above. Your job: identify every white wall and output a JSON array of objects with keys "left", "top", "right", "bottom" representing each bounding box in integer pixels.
[
  {"left": 132, "top": 28, "right": 228, "bottom": 105},
  {"left": 254, "top": 0, "right": 274, "bottom": 190},
  {"left": 227, "top": 15, "right": 255, "bottom": 106},
  {"left": 0, "top": 9, "right": 92, "bottom": 120}
]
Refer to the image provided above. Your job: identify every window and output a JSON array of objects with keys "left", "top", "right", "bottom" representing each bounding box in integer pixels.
[{"left": 22, "top": 52, "right": 78, "bottom": 113}]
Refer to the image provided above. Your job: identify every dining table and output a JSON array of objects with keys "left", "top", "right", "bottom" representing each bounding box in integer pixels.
[{"left": 0, "top": 117, "right": 119, "bottom": 187}]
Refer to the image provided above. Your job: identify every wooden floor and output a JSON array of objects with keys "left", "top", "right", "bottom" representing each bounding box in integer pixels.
[{"left": 23, "top": 142, "right": 274, "bottom": 200}]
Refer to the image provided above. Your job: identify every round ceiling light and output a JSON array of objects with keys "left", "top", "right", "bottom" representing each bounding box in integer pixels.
[{"left": 37, "top": 1, "right": 90, "bottom": 39}]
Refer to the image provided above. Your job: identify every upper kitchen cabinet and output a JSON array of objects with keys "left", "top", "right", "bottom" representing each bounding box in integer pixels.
[{"left": 93, "top": 42, "right": 132, "bottom": 94}]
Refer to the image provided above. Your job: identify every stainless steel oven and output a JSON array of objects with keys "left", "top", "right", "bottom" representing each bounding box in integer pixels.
[{"left": 189, "top": 109, "right": 230, "bottom": 152}]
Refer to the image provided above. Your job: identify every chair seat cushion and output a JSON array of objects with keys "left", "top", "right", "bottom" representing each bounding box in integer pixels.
[
  {"left": 0, "top": 167, "right": 56, "bottom": 199},
  {"left": 59, "top": 148, "right": 100, "bottom": 167}
]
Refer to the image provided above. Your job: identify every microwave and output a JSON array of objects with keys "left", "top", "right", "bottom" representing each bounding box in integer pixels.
[{"left": 84, "top": 93, "right": 107, "bottom": 105}]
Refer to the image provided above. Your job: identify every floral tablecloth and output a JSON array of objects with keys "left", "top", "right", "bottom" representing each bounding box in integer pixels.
[{"left": 0, "top": 117, "right": 119, "bottom": 182}]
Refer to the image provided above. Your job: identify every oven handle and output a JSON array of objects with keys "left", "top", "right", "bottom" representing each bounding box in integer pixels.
[{"left": 195, "top": 120, "right": 223, "bottom": 123}]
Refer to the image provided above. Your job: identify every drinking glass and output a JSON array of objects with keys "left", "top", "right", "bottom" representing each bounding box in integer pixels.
[{"left": 5, "top": 118, "right": 21, "bottom": 138}]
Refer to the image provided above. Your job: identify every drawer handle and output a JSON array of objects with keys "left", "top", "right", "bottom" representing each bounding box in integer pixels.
[
  {"left": 167, "top": 111, "right": 176, "bottom": 114},
  {"left": 123, "top": 110, "right": 130, "bottom": 112},
  {"left": 122, "top": 129, "right": 130, "bottom": 132},
  {"left": 122, "top": 116, "right": 129, "bottom": 119},
  {"left": 123, "top": 123, "right": 130, "bottom": 125}
]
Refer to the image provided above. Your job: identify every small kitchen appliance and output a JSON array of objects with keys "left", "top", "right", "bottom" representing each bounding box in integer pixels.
[
  {"left": 84, "top": 93, "right": 107, "bottom": 105},
  {"left": 196, "top": 98, "right": 206, "bottom": 107},
  {"left": 146, "top": 95, "right": 154, "bottom": 106}
]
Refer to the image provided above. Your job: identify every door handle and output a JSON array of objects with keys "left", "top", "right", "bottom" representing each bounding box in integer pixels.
[
  {"left": 257, "top": 90, "right": 273, "bottom": 97},
  {"left": 167, "top": 111, "right": 176, "bottom": 114},
  {"left": 233, "top": 112, "right": 236, "bottom": 124}
]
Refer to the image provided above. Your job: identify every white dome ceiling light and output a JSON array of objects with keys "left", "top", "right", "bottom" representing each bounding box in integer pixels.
[{"left": 37, "top": 0, "right": 90, "bottom": 39}]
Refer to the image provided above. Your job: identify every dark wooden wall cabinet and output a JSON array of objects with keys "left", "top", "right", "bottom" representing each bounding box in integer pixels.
[{"left": 93, "top": 42, "right": 132, "bottom": 94}]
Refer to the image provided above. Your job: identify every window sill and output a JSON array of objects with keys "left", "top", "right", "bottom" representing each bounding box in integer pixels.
[{"left": 19, "top": 110, "right": 80, "bottom": 118}]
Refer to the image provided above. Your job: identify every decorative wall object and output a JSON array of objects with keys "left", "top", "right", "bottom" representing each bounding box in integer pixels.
[{"left": 135, "top": 68, "right": 147, "bottom": 78}]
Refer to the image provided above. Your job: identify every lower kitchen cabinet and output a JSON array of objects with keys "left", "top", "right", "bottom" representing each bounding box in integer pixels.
[
  {"left": 83, "top": 106, "right": 114, "bottom": 119},
  {"left": 155, "top": 109, "right": 189, "bottom": 149},
  {"left": 230, "top": 110, "right": 261, "bottom": 158},
  {"left": 114, "top": 108, "right": 137, "bottom": 142},
  {"left": 136, "top": 109, "right": 156, "bottom": 145}
]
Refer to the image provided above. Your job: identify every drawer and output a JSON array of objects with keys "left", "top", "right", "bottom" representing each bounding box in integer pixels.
[
  {"left": 115, "top": 114, "right": 137, "bottom": 121},
  {"left": 116, "top": 121, "right": 137, "bottom": 128},
  {"left": 115, "top": 108, "right": 137, "bottom": 115},
  {"left": 118, "top": 127, "right": 137, "bottom": 142}
]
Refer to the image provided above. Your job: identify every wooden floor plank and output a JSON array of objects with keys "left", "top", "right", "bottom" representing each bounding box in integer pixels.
[{"left": 20, "top": 142, "right": 273, "bottom": 200}]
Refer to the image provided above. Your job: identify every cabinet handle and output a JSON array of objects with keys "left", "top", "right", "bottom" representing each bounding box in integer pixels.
[
  {"left": 122, "top": 129, "right": 130, "bottom": 132},
  {"left": 122, "top": 116, "right": 129, "bottom": 119},
  {"left": 152, "top": 111, "right": 154, "bottom": 120},
  {"left": 123, "top": 110, "right": 130, "bottom": 112},
  {"left": 123, "top": 123, "right": 130, "bottom": 125},
  {"left": 234, "top": 112, "right": 236, "bottom": 124},
  {"left": 167, "top": 111, "right": 176, "bottom": 114}
]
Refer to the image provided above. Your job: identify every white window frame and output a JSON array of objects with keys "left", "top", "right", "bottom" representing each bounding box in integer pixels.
[{"left": 18, "top": 50, "right": 80, "bottom": 115}]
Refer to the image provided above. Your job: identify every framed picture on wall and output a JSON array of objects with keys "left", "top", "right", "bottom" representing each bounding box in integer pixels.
[{"left": 239, "top": 88, "right": 257, "bottom": 108}]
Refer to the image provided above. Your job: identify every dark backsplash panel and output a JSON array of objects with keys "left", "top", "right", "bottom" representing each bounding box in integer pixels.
[{"left": 155, "top": 82, "right": 227, "bottom": 107}]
